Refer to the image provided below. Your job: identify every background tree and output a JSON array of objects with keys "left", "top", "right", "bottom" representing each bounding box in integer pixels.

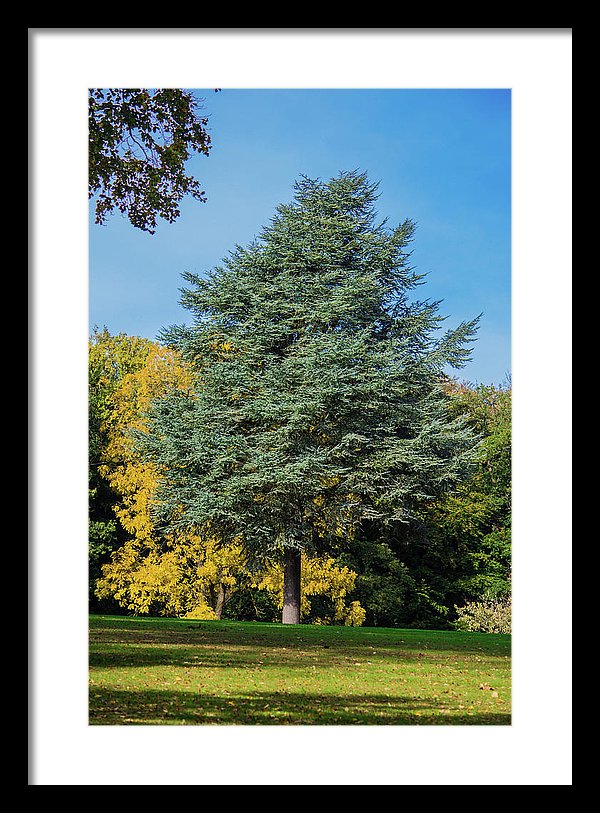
[
  {"left": 339, "top": 378, "right": 511, "bottom": 628},
  {"left": 88, "top": 328, "right": 154, "bottom": 611},
  {"left": 93, "top": 340, "right": 231, "bottom": 618},
  {"left": 138, "top": 171, "right": 481, "bottom": 624},
  {"left": 424, "top": 379, "right": 512, "bottom": 604},
  {"left": 89, "top": 88, "right": 213, "bottom": 233}
]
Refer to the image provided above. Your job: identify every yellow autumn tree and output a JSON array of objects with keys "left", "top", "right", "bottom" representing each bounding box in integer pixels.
[
  {"left": 256, "top": 553, "right": 366, "bottom": 626},
  {"left": 95, "top": 341, "right": 249, "bottom": 618},
  {"left": 89, "top": 328, "right": 157, "bottom": 610}
]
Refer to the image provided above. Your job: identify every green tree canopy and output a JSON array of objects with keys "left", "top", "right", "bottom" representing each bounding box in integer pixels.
[
  {"left": 341, "top": 378, "right": 512, "bottom": 629},
  {"left": 89, "top": 88, "right": 213, "bottom": 233},
  {"left": 425, "top": 379, "right": 512, "bottom": 602},
  {"left": 138, "top": 171, "right": 481, "bottom": 622}
]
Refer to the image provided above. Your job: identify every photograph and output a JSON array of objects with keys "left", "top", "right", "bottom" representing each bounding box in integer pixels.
[{"left": 88, "top": 86, "right": 513, "bottom": 727}]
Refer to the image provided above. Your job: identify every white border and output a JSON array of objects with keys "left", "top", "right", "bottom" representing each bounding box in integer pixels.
[{"left": 30, "top": 29, "right": 572, "bottom": 786}]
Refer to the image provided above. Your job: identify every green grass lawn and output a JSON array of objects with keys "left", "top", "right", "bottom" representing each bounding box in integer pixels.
[{"left": 89, "top": 615, "right": 511, "bottom": 725}]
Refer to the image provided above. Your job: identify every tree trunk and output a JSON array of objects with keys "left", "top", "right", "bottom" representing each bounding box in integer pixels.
[
  {"left": 282, "top": 548, "right": 301, "bottom": 624},
  {"left": 214, "top": 584, "right": 226, "bottom": 620}
]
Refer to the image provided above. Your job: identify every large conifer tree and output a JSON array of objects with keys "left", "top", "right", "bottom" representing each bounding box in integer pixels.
[{"left": 140, "top": 171, "right": 481, "bottom": 623}]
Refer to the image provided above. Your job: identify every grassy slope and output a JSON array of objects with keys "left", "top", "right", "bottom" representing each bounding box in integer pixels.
[{"left": 89, "top": 615, "right": 511, "bottom": 725}]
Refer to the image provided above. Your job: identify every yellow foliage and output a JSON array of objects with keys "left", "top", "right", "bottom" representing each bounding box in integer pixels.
[
  {"left": 95, "top": 341, "right": 247, "bottom": 618},
  {"left": 256, "top": 553, "right": 365, "bottom": 626},
  {"left": 344, "top": 601, "right": 367, "bottom": 627},
  {"left": 97, "top": 345, "right": 194, "bottom": 556},
  {"left": 96, "top": 529, "right": 249, "bottom": 618},
  {"left": 183, "top": 600, "right": 219, "bottom": 621},
  {"left": 208, "top": 338, "right": 236, "bottom": 360}
]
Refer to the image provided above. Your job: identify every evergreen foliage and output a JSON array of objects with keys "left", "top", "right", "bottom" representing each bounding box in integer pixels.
[{"left": 138, "top": 171, "right": 481, "bottom": 619}]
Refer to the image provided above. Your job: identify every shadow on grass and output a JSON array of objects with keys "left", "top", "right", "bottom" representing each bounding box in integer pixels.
[
  {"left": 90, "top": 622, "right": 510, "bottom": 672},
  {"left": 89, "top": 617, "right": 511, "bottom": 657},
  {"left": 89, "top": 686, "right": 511, "bottom": 726},
  {"left": 89, "top": 643, "right": 455, "bottom": 671},
  {"left": 89, "top": 640, "right": 511, "bottom": 671}
]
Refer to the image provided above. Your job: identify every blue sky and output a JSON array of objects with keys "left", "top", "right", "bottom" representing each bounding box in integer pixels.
[{"left": 89, "top": 88, "right": 511, "bottom": 386}]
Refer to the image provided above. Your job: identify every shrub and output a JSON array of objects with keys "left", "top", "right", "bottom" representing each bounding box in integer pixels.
[
  {"left": 344, "top": 601, "right": 367, "bottom": 627},
  {"left": 454, "top": 594, "right": 511, "bottom": 634}
]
